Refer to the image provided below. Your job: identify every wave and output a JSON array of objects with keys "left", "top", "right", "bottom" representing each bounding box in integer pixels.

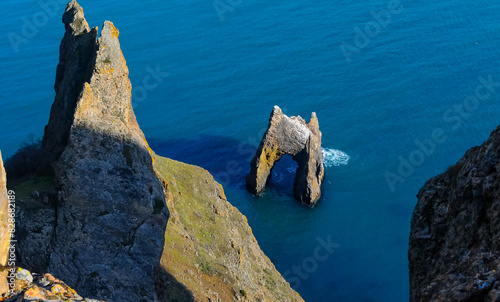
[{"left": 322, "top": 148, "right": 350, "bottom": 167}]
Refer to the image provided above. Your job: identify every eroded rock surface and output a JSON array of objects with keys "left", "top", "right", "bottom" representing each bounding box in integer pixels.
[
  {"left": 409, "top": 125, "right": 500, "bottom": 301},
  {"left": 246, "top": 106, "right": 325, "bottom": 205},
  {"left": 0, "top": 151, "right": 10, "bottom": 266},
  {"left": 41, "top": 0, "right": 97, "bottom": 167},
  {"left": 34, "top": 1, "right": 168, "bottom": 301}
]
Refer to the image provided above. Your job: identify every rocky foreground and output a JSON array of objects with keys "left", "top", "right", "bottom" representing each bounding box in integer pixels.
[
  {"left": 1, "top": 1, "right": 303, "bottom": 301},
  {"left": 409, "top": 125, "right": 500, "bottom": 301},
  {"left": 0, "top": 267, "right": 104, "bottom": 302}
]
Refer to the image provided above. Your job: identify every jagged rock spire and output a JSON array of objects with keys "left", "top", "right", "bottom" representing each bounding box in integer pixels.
[
  {"left": 246, "top": 106, "right": 325, "bottom": 205},
  {"left": 41, "top": 0, "right": 97, "bottom": 166},
  {"left": 39, "top": 2, "right": 168, "bottom": 301}
]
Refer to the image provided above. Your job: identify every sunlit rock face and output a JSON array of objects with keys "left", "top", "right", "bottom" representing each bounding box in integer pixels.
[
  {"left": 37, "top": 1, "right": 169, "bottom": 301},
  {"left": 246, "top": 106, "right": 325, "bottom": 206},
  {"left": 0, "top": 151, "right": 10, "bottom": 267}
]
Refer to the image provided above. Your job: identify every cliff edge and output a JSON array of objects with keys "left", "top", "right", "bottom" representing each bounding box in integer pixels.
[
  {"left": 0, "top": 151, "right": 10, "bottom": 267},
  {"left": 409, "top": 125, "right": 500, "bottom": 301},
  {"left": 18, "top": 1, "right": 169, "bottom": 301},
  {"left": 8, "top": 1, "right": 303, "bottom": 301}
]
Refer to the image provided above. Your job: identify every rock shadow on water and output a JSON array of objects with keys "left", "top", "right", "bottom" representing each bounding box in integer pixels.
[
  {"left": 149, "top": 135, "right": 323, "bottom": 203},
  {"left": 148, "top": 135, "right": 323, "bottom": 204},
  {"left": 149, "top": 135, "right": 256, "bottom": 189}
]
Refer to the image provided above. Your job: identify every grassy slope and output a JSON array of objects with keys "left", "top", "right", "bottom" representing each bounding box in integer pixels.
[{"left": 154, "top": 155, "right": 303, "bottom": 302}]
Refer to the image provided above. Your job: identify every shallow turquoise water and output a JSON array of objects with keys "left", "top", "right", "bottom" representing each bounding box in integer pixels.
[{"left": 2, "top": 0, "right": 500, "bottom": 300}]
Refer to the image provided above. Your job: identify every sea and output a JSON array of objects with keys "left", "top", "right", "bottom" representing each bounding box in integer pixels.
[{"left": 2, "top": 0, "right": 500, "bottom": 301}]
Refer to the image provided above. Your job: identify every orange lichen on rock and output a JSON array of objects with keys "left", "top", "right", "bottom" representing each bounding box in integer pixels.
[{"left": 0, "top": 151, "right": 10, "bottom": 266}]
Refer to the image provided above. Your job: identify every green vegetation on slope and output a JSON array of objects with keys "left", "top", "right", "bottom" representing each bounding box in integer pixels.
[{"left": 153, "top": 155, "right": 303, "bottom": 302}]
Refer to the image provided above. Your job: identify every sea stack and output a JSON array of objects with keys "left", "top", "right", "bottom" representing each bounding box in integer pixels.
[
  {"left": 246, "top": 106, "right": 325, "bottom": 205},
  {"left": 409, "top": 125, "right": 500, "bottom": 301},
  {"left": 36, "top": 1, "right": 168, "bottom": 301}
]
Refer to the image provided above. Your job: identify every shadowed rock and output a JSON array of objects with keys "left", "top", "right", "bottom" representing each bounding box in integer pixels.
[
  {"left": 409, "top": 124, "right": 500, "bottom": 301},
  {"left": 41, "top": 0, "right": 97, "bottom": 167},
  {"left": 246, "top": 106, "right": 325, "bottom": 205},
  {"left": 0, "top": 151, "right": 10, "bottom": 266},
  {"left": 35, "top": 1, "right": 168, "bottom": 301}
]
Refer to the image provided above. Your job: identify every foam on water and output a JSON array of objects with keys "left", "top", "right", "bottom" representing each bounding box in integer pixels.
[{"left": 322, "top": 148, "right": 350, "bottom": 167}]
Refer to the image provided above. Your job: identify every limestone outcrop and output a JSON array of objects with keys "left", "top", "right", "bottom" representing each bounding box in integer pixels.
[
  {"left": 246, "top": 106, "right": 325, "bottom": 205},
  {"left": 409, "top": 125, "right": 500, "bottom": 301},
  {"left": 0, "top": 151, "right": 10, "bottom": 266},
  {"left": 29, "top": 1, "right": 169, "bottom": 301}
]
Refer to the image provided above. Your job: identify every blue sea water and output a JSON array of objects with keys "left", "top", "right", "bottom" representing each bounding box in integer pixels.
[{"left": 2, "top": 0, "right": 500, "bottom": 301}]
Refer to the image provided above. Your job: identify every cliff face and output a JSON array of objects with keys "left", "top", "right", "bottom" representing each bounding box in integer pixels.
[
  {"left": 154, "top": 156, "right": 303, "bottom": 302},
  {"left": 409, "top": 125, "right": 500, "bottom": 301},
  {"left": 41, "top": 1, "right": 97, "bottom": 166},
  {"left": 26, "top": 1, "right": 169, "bottom": 301},
  {"left": 11, "top": 1, "right": 302, "bottom": 301},
  {"left": 0, "top": 151, "right": 10, "bottom": 266}
]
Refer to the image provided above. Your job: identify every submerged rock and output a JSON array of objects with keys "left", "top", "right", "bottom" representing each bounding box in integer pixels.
[
  {"left": 246, "top": 106, "right": 325, "bottom": 205},
  {"left": 409, "top": 124, "right": 500, "bottom": 301}
]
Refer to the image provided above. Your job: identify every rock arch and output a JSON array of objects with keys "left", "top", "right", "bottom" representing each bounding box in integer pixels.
[{"left": 245, "top": 106, "right": 325, "bottom": 205}]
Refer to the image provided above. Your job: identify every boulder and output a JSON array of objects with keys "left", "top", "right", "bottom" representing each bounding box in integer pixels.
[{"left": 246, "top": 106, "right": 325, "bottom": 205}]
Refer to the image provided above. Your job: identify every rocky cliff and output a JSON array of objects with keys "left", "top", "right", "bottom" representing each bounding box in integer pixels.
[
  {"left": 17, "top": 1, "right": 169, "bottom": 301},
  {"left": 409, "top": 125, "right": 500, "bottom": 301},
  {"left": 8, "top": 1, "right": 303, "bottom": 301},
  {"left": 0, "top": 151, "right": 10, "bottom": 267},
  {"left": 41, "top": 0, "right": 97, "bottom": 167}
]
